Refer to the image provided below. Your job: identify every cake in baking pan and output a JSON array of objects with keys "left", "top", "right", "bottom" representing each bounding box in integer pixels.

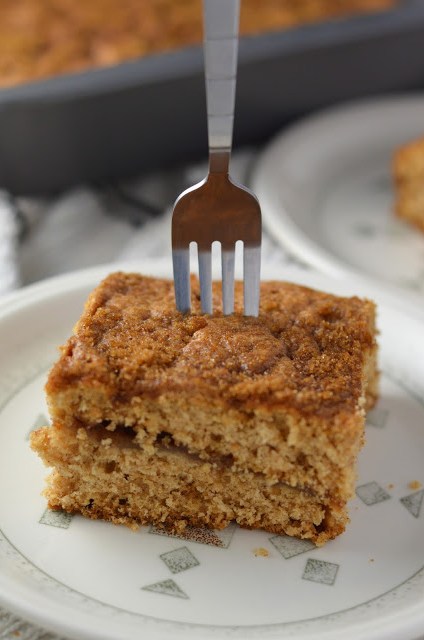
[{"left": 0, "top": 0, "right": 397, "bottom": 87}]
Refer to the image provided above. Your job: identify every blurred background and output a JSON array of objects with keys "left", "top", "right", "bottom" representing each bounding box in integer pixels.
[{"left": 0, "top": 0, "right": 423, "bottom": 295}]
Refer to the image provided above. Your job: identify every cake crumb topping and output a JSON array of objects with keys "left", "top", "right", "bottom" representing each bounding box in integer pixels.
[{"left": 48, "top": 272, "right": 377, "bottom": 419}]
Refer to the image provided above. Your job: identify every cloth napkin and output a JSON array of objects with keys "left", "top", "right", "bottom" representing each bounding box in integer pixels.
[{"left": 0, "top": 150, "right": 297, "bottom": 297}]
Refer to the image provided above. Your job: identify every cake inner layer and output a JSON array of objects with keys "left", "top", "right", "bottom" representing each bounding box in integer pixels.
[
  {"left": 50, "top": 380, "right": 373, "bottom": 503},
  {"left": 31, "top": 423, "right": 347, "bottom": 546}
]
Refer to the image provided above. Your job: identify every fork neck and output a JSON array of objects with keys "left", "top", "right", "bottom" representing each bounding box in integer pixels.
[
  {"left": 209, "top": 149, "right": 230, "bottom": 175},
  {"left": 203, "top": 0, "right": 239, "bottom": 178}
]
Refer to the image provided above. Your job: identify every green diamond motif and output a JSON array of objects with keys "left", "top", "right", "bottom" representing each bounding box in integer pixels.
[
  {"left": 269, "top": 535, "right": 315, "bottom": 559},
  {"left": 353, "top": 223, "right": 376, "bottom": 237},
  {"left": 142, "top": 579, "right": 188, "bottom": 599},
  {"left": 302, "top": 559, "right": 339, "bottom": 586},
  {"left": 366, "top": 407, "right": 388, "bottom": 428},
  {"left": 149, "top": 521, "right": 236, "bottom": 548},
  {"left": 39, "top": 509, "right": 73, "bottom": 529},
  {"left": 356, "top": 481, "right": 391, "bottom": 506},
  {"left": 400, "top": 490, "right": 424, "bottom": 518},
  {"left": 160, "top": 546, "right": 199, "bottom": 574}
]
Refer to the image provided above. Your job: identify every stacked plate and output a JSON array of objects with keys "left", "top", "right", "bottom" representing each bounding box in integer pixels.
[{"left": 252, "top": 95, "right": 424, "bottom": 304}]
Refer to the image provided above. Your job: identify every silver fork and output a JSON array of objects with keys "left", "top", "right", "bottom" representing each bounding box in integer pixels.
[{"left": 172, "top": 0, "right": 261, "bottom": 316}]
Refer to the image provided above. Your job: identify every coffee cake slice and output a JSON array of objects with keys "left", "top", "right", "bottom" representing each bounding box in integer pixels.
[{"left": 31, "top": 272, "right": 378, "bottom": 546}]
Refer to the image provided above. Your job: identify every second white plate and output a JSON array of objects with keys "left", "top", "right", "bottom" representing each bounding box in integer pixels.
[{"left": 252, "top": 94, "right": 424, "bottom": 301}]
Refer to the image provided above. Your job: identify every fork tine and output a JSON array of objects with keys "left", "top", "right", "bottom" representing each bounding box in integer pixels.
[
  {"left": 221, "top": 246, "right": 235, "bottom": 315},
  {"left": 243, "top": 245, "right": 261, "bottom": 317},
  {"left": 198, "top": 249, "right": 213, "bottom": 314},
  {"left": 172, "top": 247, "right": 191, "bottom": 313}
]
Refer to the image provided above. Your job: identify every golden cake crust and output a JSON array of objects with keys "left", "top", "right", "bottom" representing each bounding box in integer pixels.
[{"left": 47, "top": 272, "right": 376, "bottom": 420}]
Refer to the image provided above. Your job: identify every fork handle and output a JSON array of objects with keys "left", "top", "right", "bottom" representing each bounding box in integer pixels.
[{"left": 203, "top": 0, "right": 240, "bottom": 173}]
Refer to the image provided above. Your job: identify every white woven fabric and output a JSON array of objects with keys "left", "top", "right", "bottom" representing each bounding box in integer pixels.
[
  {"left": 0, "top": 191, "right": 20, "bottom": 294},
  {"left": 0, "top": 151, "right": 297, "bottom": 298}
]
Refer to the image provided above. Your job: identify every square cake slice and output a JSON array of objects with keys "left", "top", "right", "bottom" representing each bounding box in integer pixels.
[{"left": 31, "top": 272, "right": 378, "bottom": 546}]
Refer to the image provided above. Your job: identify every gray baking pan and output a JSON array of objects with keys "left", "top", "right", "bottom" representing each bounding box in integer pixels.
[{"left": 0, "top": 0, "right": 423, "bottom": 195}]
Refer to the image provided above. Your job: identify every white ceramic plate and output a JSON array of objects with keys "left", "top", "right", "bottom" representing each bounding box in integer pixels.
[
  {"left": 251, "top": 94, "right": 424, "bottom": 300},
  {"left": 1, "top": 259, "right": 424, "bottom": 640}
]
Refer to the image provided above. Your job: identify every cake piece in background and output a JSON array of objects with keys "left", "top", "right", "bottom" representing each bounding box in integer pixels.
[
  {"left": 31, "top": 272, "right": 379, "bottom": 546},
  {"left": 393, "top": 136, "right": 424, "bottom": 234}
]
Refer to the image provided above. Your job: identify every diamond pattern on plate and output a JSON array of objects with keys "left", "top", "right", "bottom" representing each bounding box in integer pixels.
[
  {"left": 149, "top": 521, "right": 236, "bottom": 548},
  {"left": 160, "top": 547, "right": 200, "bottom": 574},
  {"left": 269, "top": 535, "right": 315, "bottom": 559},
  {"left": 353, "top": 223, "right": 376, "bottom": 237},
  {"left": 356, "top": 481, "right": 391, "bottom": 506},
  {"left": 302, "top": 559, "right": 339, "bottom": 586},
  {"left": 39, "top": 509, "right": 73, "bottom": 529},
  {"left": 400, "top": 490, "right": 424, "bottom": 518},
  {"left": 366, "top": 407, "right": 389, "bottom": 428},
  {"left": 142, "top": 579, "right": 188, "bottom": 599}
]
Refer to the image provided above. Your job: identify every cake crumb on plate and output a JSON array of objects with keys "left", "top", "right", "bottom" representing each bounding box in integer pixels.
[{"left": 253, "top": 547, "right": 270, "bottom": 557}]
